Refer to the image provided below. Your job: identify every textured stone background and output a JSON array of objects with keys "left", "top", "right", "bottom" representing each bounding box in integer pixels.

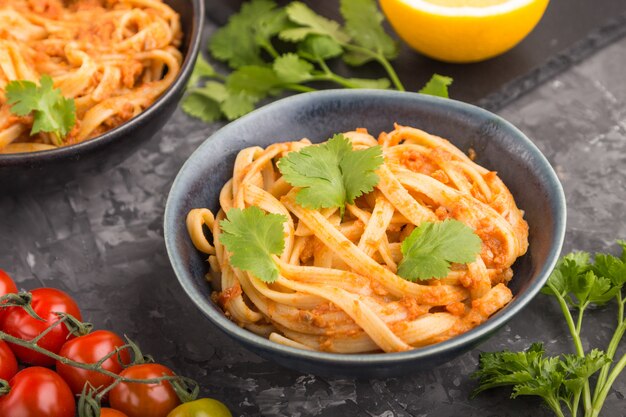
[{"left": 3, "top": 18, "right": 626, "bottom": 417}]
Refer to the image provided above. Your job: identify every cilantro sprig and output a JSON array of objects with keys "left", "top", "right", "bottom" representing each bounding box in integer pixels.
[
  {"left": 182, "top": 0, "right": 452, "bottom": 122},
  {"left": 219, "top": 207, "right": 287, "bottom": 283},
  {"left": 473, "top": 241, "right": 626, "bottom": 417},
  {"left": 5, "top": 75, "right": 76, "bottom": 143},
  {"left": 397, "top": 219, "right": 482, "bottom": 281},
  {"left": 277, "top": 134, "right": 383, "bottom": 216}
]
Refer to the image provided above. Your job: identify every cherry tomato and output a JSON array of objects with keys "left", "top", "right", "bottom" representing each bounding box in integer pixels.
[
  {"left": 0, "top": 288, "right": 82, "bottom": 366},
  {"left": 0, "top": 270, "right": 17, "bottom": 296},
  {"left": 0, "top": 340, "right": 17, "bottom": 381},
  {"left": 101, "top": 409, "right": 130, "bottom": 417},
  {"left": 0, "top": 269, "right": 18, "bottom": 322},
  {"left": 167, "top": 398, "right": 233, "bottom": 417},
  {"left": 56, "top": 330, "right": 131, "bottom": 395},
  {"left": 109, "top": 363, "right": 181, "bottom": 417},
  {"left": 0, "top": 367, "right": 75, "bottom": 417}
]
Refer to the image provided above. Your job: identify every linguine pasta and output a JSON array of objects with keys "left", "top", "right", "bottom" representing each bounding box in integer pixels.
[
  {"left": 187, "top": 125, "right": 529, "bottom": 353},
  {"left": 0, "top": 0, "right": 182, "bottom": 153}
]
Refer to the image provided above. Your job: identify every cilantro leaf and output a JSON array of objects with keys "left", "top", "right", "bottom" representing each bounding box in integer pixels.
[
  {"left": 226, "top": 65, "right": 283, "bottom": 98},
  {"left": 273, "top": 53, "right": 314, "bottom": 83},
  {"left": 345, "top": 77, "right": 390, "bottom": 89},
  {"left": 281, "top": 2, "right": 350, "bottom": 44},
  {"left": 209, "top": 0, "right": 287, "bottom": 69},
  {"left": 6, "top": 75, "right": 76, "bottom": 142},
  {"left": 278, "top": 134, "right": 383, "bottom": 214},
  {"left": 340, "top": 0, "right": 398, "bottom": 61},
  {"left": 219, "top": 207, "right": 287, "bottom": 283},
  {"left": 221, "top": 92, "right": 258, "bottom": 121},
  {"left": 418, "top": 74, "right": 454, "bottom": 98},
  {"left": 187, "top": 55, "right": 217, "bottom": 88},
  {"left": 182, "top": 92, "right": 222, "bottom": 123},
  {"left": 397, "top": 219, "right": 482, "bottom": 281},
  {"left": 297, "top": 35, "right": 343, "bottom": 61},
  {"left": 182, "top": 81, "right": 228, "bottom": 122},
  {"left": 342, "top": 50, "right": 375, "bottom": 67}
]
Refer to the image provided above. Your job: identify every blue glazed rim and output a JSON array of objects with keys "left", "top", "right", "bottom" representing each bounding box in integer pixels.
[{"left": 165, "top": 89, "right": 566, "bottom": 366}]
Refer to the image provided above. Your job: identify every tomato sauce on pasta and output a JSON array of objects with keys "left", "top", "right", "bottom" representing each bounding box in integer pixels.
[
  {"left": 187, "top": 125, "right": 529, "bottom": 353},
  {"left": 0, "top": 0, "right": 182, "bottom": 153}
]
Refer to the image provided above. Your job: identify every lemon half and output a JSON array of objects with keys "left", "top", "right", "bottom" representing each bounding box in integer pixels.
[{"left": 380, "top": 0, "right": 549, "bottom": 63}]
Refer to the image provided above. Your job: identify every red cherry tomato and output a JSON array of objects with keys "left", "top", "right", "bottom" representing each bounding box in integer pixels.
[
  {"left": 56, "top": 330, "right": 131, "bottom": 395},
  {"left": 0, "top": 269, "right": 18, "bottom": 322},
  {"left": 109, "top": 364, "right": 181, "bottom": 417},
  {"left": 0, "top": 367, "right": 75, "bottom": 417},
  {"left": 101, "top": 409, "right": 130, "bottom": 417},
  {"left": 0, "top": 340, "right": 17, "bottom": 381},
  {"left": 0, "top": 270, "right": 17, "bottom": 296},
  {"left": 0, "top": 288, "right": 82, "bottom": 366}
]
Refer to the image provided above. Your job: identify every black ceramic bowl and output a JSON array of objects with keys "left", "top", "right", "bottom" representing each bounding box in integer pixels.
[
  {"left": 164, "top": 90, "right": 566, "bottom": 378},
  {"left": 0, "top": 0, "right": 204, "bottom": 191}
]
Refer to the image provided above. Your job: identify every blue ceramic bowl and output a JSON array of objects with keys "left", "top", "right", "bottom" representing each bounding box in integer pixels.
[
  {"left": 164, "top": 90, "right": 566, "bottom": 378},
  {"left": 0, "top": 0, "right": 204, "bottom": 191}
]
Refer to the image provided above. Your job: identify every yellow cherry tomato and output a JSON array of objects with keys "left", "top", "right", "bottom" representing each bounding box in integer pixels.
[{"left": 166, "top": 398, "right": 232, "bottom": 417}]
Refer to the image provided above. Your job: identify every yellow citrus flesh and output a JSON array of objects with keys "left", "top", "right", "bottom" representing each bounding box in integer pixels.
[{"left": 380, "top": 0, "right": 550, "bottom": 63}]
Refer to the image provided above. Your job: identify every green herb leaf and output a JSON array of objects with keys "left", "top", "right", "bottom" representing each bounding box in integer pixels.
[
  {"left": 542, "top": 250, "right": 622, "bottom": 306},
  {"left": 342, "top": 50, "right": 374, "bottom": 67},
  {"left": 226, "top": 65, "right": 282, "bottom": 98},
  {"left": 340, "top": 0, "right": 398, "bottom": 60},
  {"left": 181, "top": 92, "right": 222, "bottom": 123},
  {"left": 6, "top": 75, "right": 76, "bottom": 141},
  {"left": 397, "top": 219, "right": 482, "bottom": 281},
  {"left": 221, "top": 92, "right": 258, "bottom": 121},
  {"left": 182, "top": 81, "right": 229, "bottom": 122},
  {"left": 187, "top": 55, "right": 217, "bottom": 88},
  {"left": 344, "top": 77, "right": 390, "bottom": 89},
  {"left": 219, "top": 207, "right": 287, "bottom": 283},
  {"left": 209, "top": 0, "right": 286, "bottom": 69},
  {"left": 593, "top": 252, "right": 626, "bottom": 287},
  {"left": 418, "top": 74, "right": 454, "bottom": 98},
  {"left": 278, "top": 134, "right": 383, "bottom": 214},
  {"left": 273, "top": 53, "right": 314, "bottom": 83},
  {"left": 541, "top": 252, "right": 591, "bottom": 300},
  {"left": 297, "top": 35, "right": 343, "bottom": 61},
  {"left": 281, "top": 2, "right": 350, "bottom": 44}
]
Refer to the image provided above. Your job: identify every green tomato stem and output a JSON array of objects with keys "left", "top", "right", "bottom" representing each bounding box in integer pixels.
[
  {"left": 0, "top": 379, "right": 9, "bottom": 396},
  {"left": 0, "top": 328, "right": 196, "bottom": 400}
]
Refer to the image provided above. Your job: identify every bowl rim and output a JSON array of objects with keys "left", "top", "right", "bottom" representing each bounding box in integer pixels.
[
  {"left": 0, "top": 0, "right": 204, "bottom": 165},
  {"left": 164, "top": 89, "right": 567, "bottom": 365}
]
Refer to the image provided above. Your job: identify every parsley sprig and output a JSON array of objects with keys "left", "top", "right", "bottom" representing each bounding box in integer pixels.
[
  {"left": 5, "top": 75, "right": 76, "bottom": 144},
  {"left": 473, "top": 241, "right": 626, "bottom": 417},
  {"left": 182, "top": 0, "right": 453, "bottom": 122}
]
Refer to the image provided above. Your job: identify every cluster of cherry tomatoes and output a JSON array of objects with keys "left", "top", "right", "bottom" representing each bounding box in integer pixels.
[{"left": 0, "top": 270, "right": 232, "bottom": 417}]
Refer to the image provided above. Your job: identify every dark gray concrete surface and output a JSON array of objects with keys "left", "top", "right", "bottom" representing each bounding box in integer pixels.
[{"left": 3, "top": 16, "right": 626, "bottom": 417}]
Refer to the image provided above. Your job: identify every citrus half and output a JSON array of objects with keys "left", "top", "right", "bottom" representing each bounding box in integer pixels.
[{"left": 380, "top": 0, "right": 549, "bottom": 63}]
